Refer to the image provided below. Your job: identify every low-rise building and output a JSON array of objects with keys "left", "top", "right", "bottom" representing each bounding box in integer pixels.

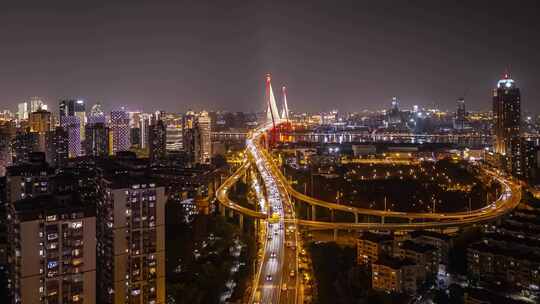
[
  {"left": 372, "top": 257, "right": 419, "bottom": 294},
  {"left": 357, "top": 232, "right": 393, "bottom": 265},
  {"left": 409, "top": 230, "right": 452, "bottom": 266},
  {"left": 394, "top": 240, "right": 437, "bottom": 280},
  {"left": 467, "top": 239, "right": 540, "bottom": 289}
]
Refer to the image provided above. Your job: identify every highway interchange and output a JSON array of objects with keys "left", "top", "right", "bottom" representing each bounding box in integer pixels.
[{"left": 215, "top": 122, "right": 522, "bottom": 303}]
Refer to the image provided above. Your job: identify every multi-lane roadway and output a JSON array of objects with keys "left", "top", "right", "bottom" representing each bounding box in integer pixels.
[
  {"left": 215, "top": 122, "right": 522, "bottom": 303},
  {"left": 247, "top": 127, "right": 300, "bottom": 304}
]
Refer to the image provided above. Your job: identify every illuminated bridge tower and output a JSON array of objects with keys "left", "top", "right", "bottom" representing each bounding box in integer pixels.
[
  {"left": 265, "top": 73, "right": 281, "bottom": 127},
  {"left": 281, "top": 85, "right": 290, "bottom": 122},
  {"left": 493, "top": 72, "right": 521, "bottom": 175}
]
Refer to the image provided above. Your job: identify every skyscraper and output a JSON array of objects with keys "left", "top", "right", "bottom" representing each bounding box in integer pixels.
[
  {"left": 60, "top": 115, "right": 82, "bottom": 158},
  {"left": 28, "top": 96, "right": 46, "bottom": 113},
  {"left": 453, "top": 97, "right": 469, "bottom": 130},
  {"left": 84, "top": 123, "right": 109, "bottom": 157},
  {"left": 164, "top": 113, "right": 183, "bottom": 152},
  {"left": 28, "top": 109, "right": 52, "bottom": 153},
  {"left": 493, "top": 73, "right": 521, "bottom": 175},
  {"left": 139, "top": 114, "right": 152, "bottom": 150},
  {"left": 183, "top": 111, "right": 196, "bottom": 163},
  {"left": 196, "top": 111, "right": 212, "bottom": 164},
  {"left": 59, "top": 99, "right": 86, "bottom": 141},
  {"left": 110, "top": 108, "right": 130, "bottom": 154},
  {"left": 17, "top": 102, "right": 28, "bottom": 121},
  {"left": 88, "top": 103, "right": 106, "bottom": 125},
  {"left": 149, "top": 119, "right": 167, "bottom": 162},
  {"left": 46, "top": 127, "right": 69, "bottom": 168}
]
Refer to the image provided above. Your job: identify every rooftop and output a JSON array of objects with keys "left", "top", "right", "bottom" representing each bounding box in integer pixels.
[
  {"left": 14, "top": 193, "right": 95, "bottom": 222},
  {"left": 400, "top": 240, "right": 437, "bottom": 253},
  {"left": 359, "top": 231, "right": 393, "bottom": 243},
  {"left": 374, "top": 256, "right": 416, "bottom": 269}
]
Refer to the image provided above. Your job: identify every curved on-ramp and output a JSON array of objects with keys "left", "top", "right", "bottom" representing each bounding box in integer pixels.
[{"left": 215, "top": 124, "right": 522, "bottom": 230}]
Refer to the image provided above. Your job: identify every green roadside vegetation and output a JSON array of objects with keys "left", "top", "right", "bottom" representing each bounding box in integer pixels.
[{"left": 166, "top": 200, "right": 255, "bottom": 304}]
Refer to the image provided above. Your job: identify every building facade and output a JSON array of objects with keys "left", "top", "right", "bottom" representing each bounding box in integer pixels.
[
  {"left": 84, "top": 123, "right": 109, "bottom": 157},
  {"left": 8, "top": 195, "right": 96, "bottom": 303},
  {"left": 492, "top": 73, "right": 521, "bottom": 175},
  {"left": 96, "top": 177, "right": 166, "bottom": 304},
  {"left": 110, "top": 109, "right": 131, "bottom": 154}
]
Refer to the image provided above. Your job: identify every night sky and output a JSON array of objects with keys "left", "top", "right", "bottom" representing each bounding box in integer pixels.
[{"left": 1, "top": 0, "right": 539, "bottom": 114}]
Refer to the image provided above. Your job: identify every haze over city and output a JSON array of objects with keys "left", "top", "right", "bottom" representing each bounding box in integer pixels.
[
  {"left": 1, "top": 0, "right": 540, "bottom": 113},
  {"left": 2, "top": 2, "right": 540, "bottom": 304}
]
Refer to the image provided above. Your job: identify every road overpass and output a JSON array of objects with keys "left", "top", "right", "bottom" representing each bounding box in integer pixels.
[
  {"left": 216, "top": 124, "right": 522, "bottom": 230},
  {"left": 213, "top": 74, "right": 522, "bottom": 303}
]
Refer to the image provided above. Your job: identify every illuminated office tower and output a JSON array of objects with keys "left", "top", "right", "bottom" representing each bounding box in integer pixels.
[
  {"left": 29, "top": 96, "right": 46, "bottom": 112},
  {"left": 97, "top": 177, "right": 166, "bottom": 304},
  {"left": 493, "top": 73, "right": 521, "bottom": 175},
  {"left": 195, "top": 111, "right": 212, "bottom": 164},
  {"left": 17, "top": 102, "right": 28, "bottom": 121},
  {"left": 60, "top": 115, "right": 81, "bottom": 158},
  {"left": 139, "top": 114, "right": 152, "bottom": 149},
  {"left": 128, "top": 111, "right": 142, "bottom": 148},
  {"left": 164, "top": 113, "right": 183, "bottom": 151},
  {"left": 110, "top": 108, "right": 131, "bottom": 154},
  {"left": 88, "top": 103, "right": 106, "bottom": 125},
  {"left": 29, "top": 109, "right": 51, "bottom": 133},
  {"left": 59, "top": 99, "right": 86, "bottom": 141},
  {"left": 29, "top": 109, "right": 52, "bottom": 153}
]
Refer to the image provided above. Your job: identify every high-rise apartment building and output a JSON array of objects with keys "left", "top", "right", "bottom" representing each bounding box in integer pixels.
[
  {"left": 110, "top": 108, "right": 130, "bottom": 154},
  {"left": 11, "top": 132, "right": 40, "bottom": 165},
  {"left": 493, "top": 73, "right": 521, "bottom": 175},
  {"left": 0, "top": 123, "right": 13, "bottom": 175},
  {"left": 5, "top": 161, "right": 97, "bottom": 304},
  {"left": 7, "top": 193, "right": 96, "bottom": 304},
  {"left": 5, "top": 153, "right": 55, "bottom": 202},
  {"left": 96, "top": 176, "right": 166, "bottom": 304},
  {"left": 46, "top": 127, "right": 69, "bottom": 168}
]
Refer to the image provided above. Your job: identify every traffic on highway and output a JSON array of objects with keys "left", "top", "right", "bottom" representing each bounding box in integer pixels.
[{"left": 248, "top": 125, "right": 300, "bottom": 304}]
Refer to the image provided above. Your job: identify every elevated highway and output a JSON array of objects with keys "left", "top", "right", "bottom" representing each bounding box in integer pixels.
[{"left": 216, "top": 124, "right": 522, "bottom": 230}]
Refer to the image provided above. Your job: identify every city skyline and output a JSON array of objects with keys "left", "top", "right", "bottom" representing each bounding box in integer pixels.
[
  {"left": 2, "top": 71, "right": 535, "bottom": 116},
  {"left": 1, "top": 1, "right": 540, "bottom": 113},
  {"left": 2, "top": 2, "right": 540, "bottom": 304}
]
